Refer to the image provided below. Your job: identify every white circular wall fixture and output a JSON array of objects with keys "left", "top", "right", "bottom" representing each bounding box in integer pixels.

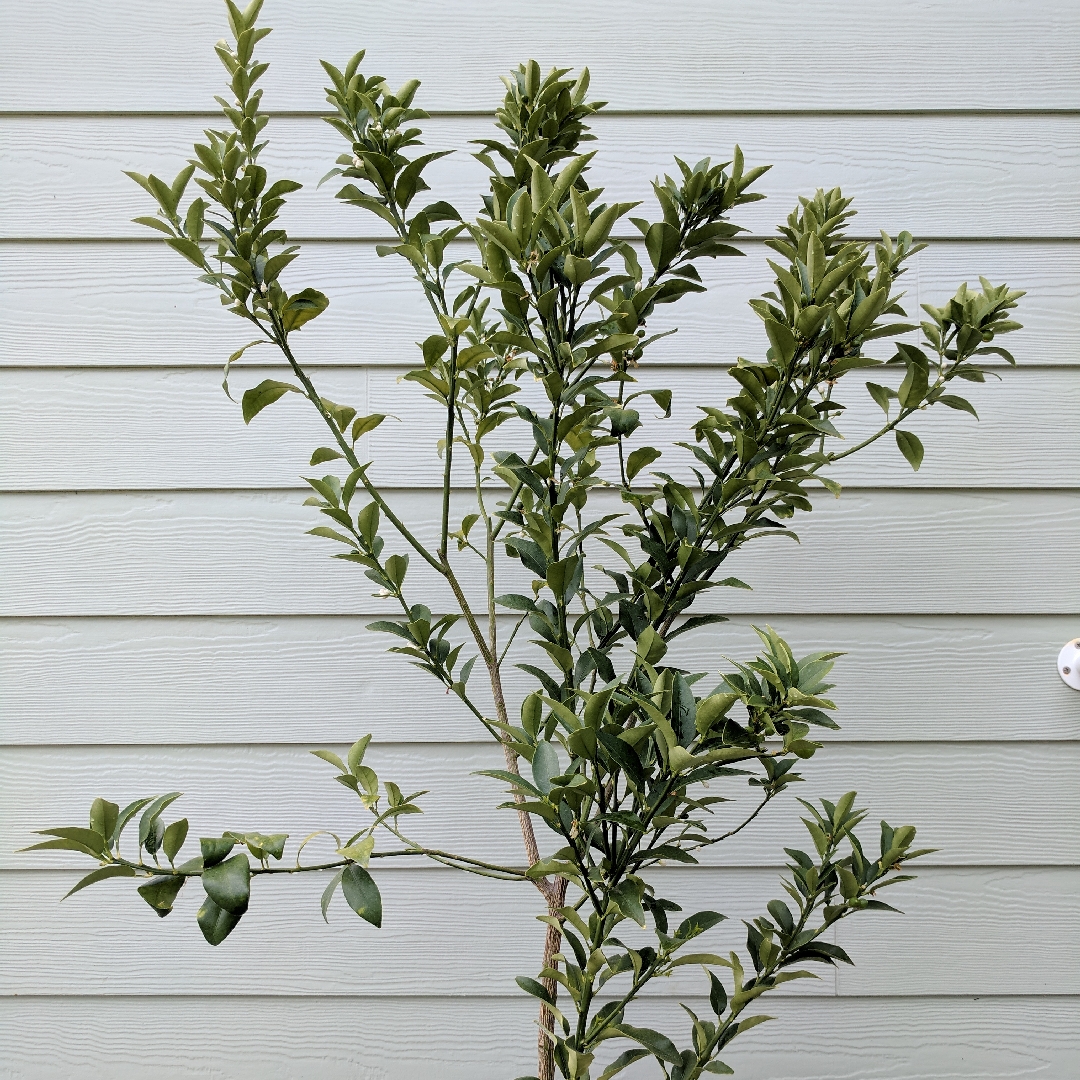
[{"left": 1058, "top": 639, "right": 1080, "bottom": 690}]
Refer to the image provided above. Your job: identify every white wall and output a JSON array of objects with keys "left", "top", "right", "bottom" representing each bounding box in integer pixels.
[{"left": 2, "top": 1, "right": 1079, "bottom": 1077}]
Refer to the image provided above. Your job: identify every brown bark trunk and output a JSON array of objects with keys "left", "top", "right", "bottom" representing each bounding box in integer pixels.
[{"left": 537, "top": 877, "right": 569, "bottom": 1080}]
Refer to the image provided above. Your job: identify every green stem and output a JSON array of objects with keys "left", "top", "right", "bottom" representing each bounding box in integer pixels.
[{"left": 273, "top": 326, "right": 444, "bottom": 574}]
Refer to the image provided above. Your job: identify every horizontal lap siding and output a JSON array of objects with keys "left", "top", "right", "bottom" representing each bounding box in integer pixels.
[
  {"left": 2, "top": 1, "right": 1078, "bottom": 1078},
  {"left": 1, "top": 997, "right": 1078, "bottom": 1080},
  {"left": 3, "top": 240, "right": 1076, "bottom": 369},
  {"left": 3, "top": 0, "right": 1079, "bottom": 112},
  {"left": 4, "top": 115, "right": 1079, "bottom": 239},
  {"left": 2, "top": 614, "right": 1076, "bottom": 743},
  {"left": 2, "top": 364, "right": 1077, "bottom": 490}
]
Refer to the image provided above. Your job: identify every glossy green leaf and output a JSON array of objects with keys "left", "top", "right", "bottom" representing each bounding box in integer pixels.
[
  {"left": 89, "top": 798, "right": 119, "bottom": 844},
  {"left": 895, "top": 429, "right": 924, "bottom": 471},
  {"left": 531, "top": 742, "right": 560, "bottom": 795},
  {"left": 137, "top": 875, "right": 186, "bottom": 917},
  {"left": 162, "top": 818, "right": 189, "bottom": 863},
  {"left": 617, "top": 1024, "right": 682, "bottom": 1065},
  {"left": 138, "top": 793, "right": 183, "bottom": 850},
  {"left": 62, "top": 863, "right": 137, "bottom": 900},
  {"left": 197, "top": 894, "right": 243, "bottom": 946},
  {"left": 201, "top": 853, "right": 250, "bottom": 915},
  {"left": 241, "top": 380, "right": 301, "bottom": 423},
  {"left": 321, "top": 869, "right": 344, "bottom": 923},
  {"left": 341, "top": 863, "right": 382, "bottom": 927},
  {"left": 200, "top": 836, "right": 236, "bottom": 867}
]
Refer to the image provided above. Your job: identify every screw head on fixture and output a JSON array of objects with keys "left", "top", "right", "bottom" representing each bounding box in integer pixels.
[{"left": 1058, "top": 640, "right": 1080, "bottom": 690}]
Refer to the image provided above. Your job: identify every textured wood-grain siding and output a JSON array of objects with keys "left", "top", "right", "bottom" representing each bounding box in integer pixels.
[
  {"left": 2, "top": 996, "right": 1077, "bottom": 1080},
  {"left": 5, "top": 115, "right": 1080, "bottom": 239},
  {"left": 2, "top": 1, "right": 1078, "bottom": 1077}
]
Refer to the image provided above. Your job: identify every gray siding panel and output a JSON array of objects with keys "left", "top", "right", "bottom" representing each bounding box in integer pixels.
[{"left": 2, "top": 1, "right": 1077, "bottom": 1076}]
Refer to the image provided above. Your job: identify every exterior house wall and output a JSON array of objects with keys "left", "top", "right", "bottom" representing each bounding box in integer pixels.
[{"left": 1, "top": 2, "right": 1078, "bottom": 1076}]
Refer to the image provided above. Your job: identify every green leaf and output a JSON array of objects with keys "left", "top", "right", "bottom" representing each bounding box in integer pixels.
[
  {"left": 736, "top": 1014, "right": 774, "bottom": 1033},
  {"left": 242, "top": 379, "right": 302, "bottom": 423},
  {"left": 31, "top": 827, "right": 107, "bottom": 858},
  {"left": 197, "top": 894, "right": 243, "bottom": 945},
  {"left": 546, "top": 555, "right": 582, "bottom": 602},
  {"left": 895, "top": 429, "right": 924, "bottom": 471},
  {"left": 896, "top": 343, "right": 930, "bottom": 407},
  {"left": 337, "top": 836, "right": 375, "bottom": 866},
  {"left": 531, "top": 742, "right": 561, "bottom": 795},
  {"left": 865, "top": 381, "right": 894, "bottom": 415},
  {"left": 162, "top": 818, "right": 189, "bottom": 863},
  {"left": 937, "top": 393, "right": 978, "bottom": 419},
  {"left": 598, "top": 1049, "right": 650, "bottom": 1080},
  {"left": 677, "top": 910, "right": 726, "bottom": 939},
  {"left": 348, "top": 734, "right": 373, "bottom": 775},
  {"left": 704, "top": 1062, "right": 734, "bottom": 1074},
  {"left": 321, "top": 868, "right": 344, "bottom": 922},
  {"left": 63, "top": 863, "right": 137, "bottom": 900},
  {"left": 351, "top": 413, "right": 387, "bottom": 441},
  {"left": 764, "top": 319, "right": 797, "bottom": 366},
  {"left": 311, "top": 749, "right": 348, "bottom": 773},
  {"left": 310, "top": 447, "right": 343, "bottom": 465},
  {"left": 617, "top": 1024, "right": 682, "bottom": 1065},
  {"left": 634, "top": 626, "right": 667, "bottom": 666},
  {"left": 20, "top": 837, "right": 105, "bottom": 858},
  {"left": 671, "top": 672, "right": 697, "bottom": 746},
  {"left": 280, "top": 288, "right": 329, "bottom": 333},
  {"left": 201, "top": 853, "right": 250, "bottom": 915},
  {"left": 708, "top": 971, "right": 728, "bottom": 1015},
  {"left": 644, "top": 221, "right": 680, "bottom": 274},
  {"left": 341, "top": 863, "right": 382, "bottom": 927},
  {"left": 139, "top": 792, "right": 183, "bottom": 850},
  {"left": 111, "top": 798, "right": 154, "bottom": 847},
  {"left": 165, "top": 236, "right": 207, "bottom": 268},
  {"left": 201, "top": 836, "right": 236, "bottom": 869},
  {"left": 610, "top": 878, "right": 646, "bottom": 927},
  {"left": 89, "top": 798, "right": 119, "bottom": 843},
  {"left": 515, "top": 976, "right": 553, "bottom": 1004},
  {"left": 625, "top": 446, "right": 661, "bottom": 481},
  {"left": 137, "top": 874, "right": 185, "bottom": 917}
]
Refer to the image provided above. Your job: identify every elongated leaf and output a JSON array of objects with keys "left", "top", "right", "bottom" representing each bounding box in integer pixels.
[
  {"left": 708, "top": 971, "right": 728, "bottom": 1015},
  {"left": 515, "top": 976, "right": 553, "bottom": 1004},
  {"left": 242, "top": 379, "right": 302, "bottom": 424},
  {"left": 162, "top": 818, "right": 189, "bottom": 863},
  {"left": 311, "top": 749, "right": 348, "bottom": 773},
  {"left": 63, "top": 863, "right": 137, "bottom": 899},
  {"left": 677, "top": 910, "right": 726, "bottom": 939},
  {"left": 89, "top": 798, "right": 119, "bottom": 843},
  {"left": 937, "top": 393, "right": 978, "bottom": 418},
  {"left": 617, "top": 1024, "right": 682, "bottom": 1065},
  {"left": 341, "top": 863, "right": 382, "bottom": 927},
  {"left": 111, "top": 797, "right": 153, "bottom": 847},
  {"left": 139, "top": 792, "right": 183, "bottom": 849},
  {"left": 610, "top": 879, "right": 646, "bottom": 927},
  {"left": 321, "top": 869, "right": 344, "bottom": 923},
  {"left": 531, "top": 742, "right": 561, "bottom": 794},
  {"left": 598, "top": 1049, "right": 650, "bottom": 1080},
  {"left": 32, "top": 827, "right": 107, "bottom": 857},
  {"left": 20, "top": 837, "right": 103, "bottom": 857},
  {"left": 895, "top": 429, "right": 924, "bottom": 471},
  {"left": 625, "top": 446, "right": 661, "bottom": 482}
]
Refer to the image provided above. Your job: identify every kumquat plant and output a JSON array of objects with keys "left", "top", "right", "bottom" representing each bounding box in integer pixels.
[{"left": 30, "top": 3, "right": 1024, "bottom": 1078}]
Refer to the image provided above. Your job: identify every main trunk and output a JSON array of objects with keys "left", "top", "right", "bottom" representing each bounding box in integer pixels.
[{"left": 537, "top": 879, "right": 569, "bottom": 1080}]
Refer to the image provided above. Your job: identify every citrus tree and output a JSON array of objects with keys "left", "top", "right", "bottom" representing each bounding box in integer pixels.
[{"left": 31, "top": 3, "right": 1023, "bottom": 1078}]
